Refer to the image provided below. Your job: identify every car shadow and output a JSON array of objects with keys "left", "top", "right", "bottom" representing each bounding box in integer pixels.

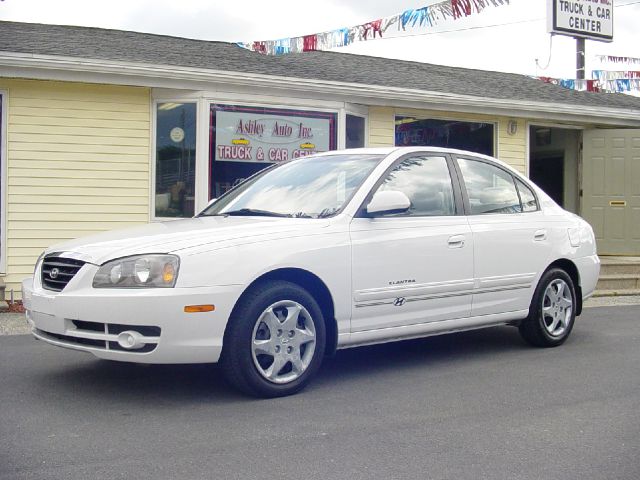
[
  {"left": 316, "top": 325, "right": 528, "bottom": 385},
  {"left": 36, "top": 325, "right": 533, "bottom": 404}
]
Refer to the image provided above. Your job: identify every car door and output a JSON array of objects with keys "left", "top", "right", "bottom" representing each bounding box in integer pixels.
[
  {"left": 454, "top": 156, "right": 552, "bottom": 316},
  {"left": 350, "top": 154, "right": 474, "bottom": 333}
]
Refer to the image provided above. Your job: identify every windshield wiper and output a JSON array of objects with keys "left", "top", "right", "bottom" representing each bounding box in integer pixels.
[
  {"left": 222, "top": 208, "right": 290, "bottom": 217},
  {"left": 317, "top": 207, "right": 339, "bottom": 218}
]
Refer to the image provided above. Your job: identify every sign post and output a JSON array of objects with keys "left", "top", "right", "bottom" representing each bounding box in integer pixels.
[{"left": 547, "top": 0, "right": 614, "bottom": 79}]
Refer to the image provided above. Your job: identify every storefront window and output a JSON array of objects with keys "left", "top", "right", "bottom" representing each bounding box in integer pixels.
[
  {"left": 155, "top": 102, "right": 196, "bottom": 217},
  {"left": 346, "top": 114, "right": 365, "bottom": 148},
  {"left": 395, "top": 117, "right": 494, "bottom": 156},
  {"left": 209, "top": 105, "right": 337, "bottom": 198}
]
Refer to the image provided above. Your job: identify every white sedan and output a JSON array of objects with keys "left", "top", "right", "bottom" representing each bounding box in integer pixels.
[{"left": 22, "top": 147, "right": 600, "bottom": 397}]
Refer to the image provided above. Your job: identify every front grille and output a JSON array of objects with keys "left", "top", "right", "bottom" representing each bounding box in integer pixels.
[
  {"left": 41, "top": 256, "right": 86, "bottom": 292},
  {"left": 71, "top": 320, "right": 161, "bottom": 338}
]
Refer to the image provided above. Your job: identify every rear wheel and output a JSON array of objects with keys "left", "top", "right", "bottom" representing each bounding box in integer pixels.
[
  {"left": 221, "top": 281, "right": 325, "bottom": 397},
  {"left": 519, "top": 268, "right": 577, "bottom": 347}
]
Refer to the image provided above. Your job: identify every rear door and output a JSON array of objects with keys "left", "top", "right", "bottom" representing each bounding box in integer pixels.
[
  {"left": 350, "top": 153, "right": 474, "bottom": 332},
  {"left": 454, "top": 156, "right": 552, "bottom": 316}
]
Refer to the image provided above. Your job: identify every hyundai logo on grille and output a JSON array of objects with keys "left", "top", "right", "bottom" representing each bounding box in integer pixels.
[
  {"left": 393, "top": 297, "right": 406, "bottom": 307},
  {"left": 49, "top": 268, "right": 60, "bottom": 279}
]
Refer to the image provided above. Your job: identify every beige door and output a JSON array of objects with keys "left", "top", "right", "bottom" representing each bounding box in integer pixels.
[{"left": 582, "top": 129, "right": 640, "bottom": 255}]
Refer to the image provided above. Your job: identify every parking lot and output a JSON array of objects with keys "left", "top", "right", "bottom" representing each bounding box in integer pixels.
[{"left": 1, "top": 305, "right": 639, "bottom": 480}]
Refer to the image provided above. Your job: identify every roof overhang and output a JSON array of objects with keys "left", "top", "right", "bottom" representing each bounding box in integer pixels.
[{"left": 2, "top": 51, "right": 640, "bottom": 127}]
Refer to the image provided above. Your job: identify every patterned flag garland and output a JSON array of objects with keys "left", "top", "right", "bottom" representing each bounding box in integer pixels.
[
  {"left": 592, "top": 70, "right": 640, "bottom": 80},
  {"left": 239, "top": 0, "right": 510, "bottom": 55},
  {"left": 536, "top": 76, "right": 640, "bottom": 94},
  {"left": 595, "top": 55, "right": 640, "bottom": 65}
]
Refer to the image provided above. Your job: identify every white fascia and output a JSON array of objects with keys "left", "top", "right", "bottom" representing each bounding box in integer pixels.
[{"left": 2, "top": 52, "right": 640, "bottom": 127}]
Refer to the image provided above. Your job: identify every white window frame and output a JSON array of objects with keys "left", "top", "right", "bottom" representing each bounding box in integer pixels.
[
  {"left": 344, "top": 104, "right": 369, "bottom": 149},
  {"left": 204, "top": 99, "right": 341, "bottom": 209},
  {"left": 0, "top": 90, "right": 7, "bottom": 273},
  {"left": 151, "top": 97, "right": 201, "bottom": 221},
  {"left": 395, "top": 112, "right": 497, "bottom": 157},
  {"left": 151, "top": 88, "right": 347, "bottom": 218}
]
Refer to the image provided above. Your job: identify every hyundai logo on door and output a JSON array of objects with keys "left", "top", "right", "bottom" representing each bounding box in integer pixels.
[{"left": 393, "top": 297, "right": 406, "bottom": 307}]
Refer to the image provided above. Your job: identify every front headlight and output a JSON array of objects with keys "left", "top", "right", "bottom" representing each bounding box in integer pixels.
[{"left": 93, "top": 254, "right": 179, "bottom": 288}]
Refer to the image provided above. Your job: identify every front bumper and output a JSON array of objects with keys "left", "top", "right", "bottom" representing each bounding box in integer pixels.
[{"left": 22, "top": 274, "right": 242, "bottom": 364}]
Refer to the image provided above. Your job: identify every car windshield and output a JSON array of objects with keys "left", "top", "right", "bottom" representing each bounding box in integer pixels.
[{"left": 199, "top": 154, "right": 384, "bottom": 218}]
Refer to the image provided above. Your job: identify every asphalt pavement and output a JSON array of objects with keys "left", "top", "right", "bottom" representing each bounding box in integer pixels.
[{"left": 1, "top": 305, "right": 639, "bottom": 480}]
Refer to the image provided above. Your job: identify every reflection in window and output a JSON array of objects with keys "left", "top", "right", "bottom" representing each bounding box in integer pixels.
[
  {"left": 203, "top": 154, "right": 382, "bottom": 218},
  {"left": 458, "top": 159, "right": 521, "bottom": 214},
  {"left": 395, "top": 117, "right": 494, "bottom": 156},
  {"left": 155, "top": 103, "right": 196, "bottom": 217},
  {"left": 346, "top": 114, "right": 365, "bottom": 148},
  {"left": 377, "top": 156, "right": 456, "bottom": 216},
  {"left": 516, "top": 178, "right": 539, "bottom": 212}
]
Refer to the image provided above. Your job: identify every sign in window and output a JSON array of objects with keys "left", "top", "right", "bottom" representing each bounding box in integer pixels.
[{"left": 210, "top": 105, "right": 336, "bottom": 198}]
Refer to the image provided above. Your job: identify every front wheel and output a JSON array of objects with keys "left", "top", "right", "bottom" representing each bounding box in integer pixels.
[
  {"left": 221, "top": 281, "right": 326, "bottom": 398},
  {"left": 519, "top": 268, "right": 577, "bottom": 348}
]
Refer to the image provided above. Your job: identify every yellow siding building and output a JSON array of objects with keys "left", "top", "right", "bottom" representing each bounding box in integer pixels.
[
  {"left": 2, "top": 21, "right": 640, "bottom": 300},
  {"left": 1, "top": 79, "right": 151, "bottom": 295}
]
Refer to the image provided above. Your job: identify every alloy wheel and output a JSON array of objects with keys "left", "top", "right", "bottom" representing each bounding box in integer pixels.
[{"left": 251, "top": 300, "right": 317, "bottom": 384}]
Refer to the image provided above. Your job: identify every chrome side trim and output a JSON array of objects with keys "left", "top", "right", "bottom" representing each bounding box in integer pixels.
[{"left": 355, "top": 284, "right": 530, "bottom": 308}]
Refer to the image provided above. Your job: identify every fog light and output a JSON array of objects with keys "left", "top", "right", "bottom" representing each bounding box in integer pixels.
[{"left": 117, "top": 330, "right": 144, "bottom": 350}]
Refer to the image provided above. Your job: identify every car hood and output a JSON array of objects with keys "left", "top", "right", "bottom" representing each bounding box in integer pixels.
[{"left": 45, "top": 216, "right": 330, "bottom": 265}]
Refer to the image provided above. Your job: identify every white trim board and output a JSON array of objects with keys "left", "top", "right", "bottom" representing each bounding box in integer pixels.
[{"left": 2, "top": 53, "right": 640, "bottom": 127}]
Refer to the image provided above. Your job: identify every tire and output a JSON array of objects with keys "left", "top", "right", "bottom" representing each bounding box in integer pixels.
[
  {"left": 519, "top": 268, "right": 577, "bottom": 348},
  {"left": 221, "top": 280, "right": 326, "bottom": 398}
]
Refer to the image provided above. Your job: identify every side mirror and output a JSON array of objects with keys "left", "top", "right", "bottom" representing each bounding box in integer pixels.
[{"left": 366, "top": 190, "right": 411, "bottom": 216}]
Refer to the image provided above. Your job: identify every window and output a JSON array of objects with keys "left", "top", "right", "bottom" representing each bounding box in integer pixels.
[
  {"left": 458, "top": 159, "right": 521, "bottom": 215},
  {"left": 155, "top": 102, "right": 197, "bottom": 218},
  {"left": 375, "top": 156, "right": 456, "bottom": 216},
  {"left": 346, "top": 114, "right": 365, "bottom": 148},
  {"left": 395, "top": 117, "right": 494, "bottom": 156},
  {"left": 209, "top": 105, "right": 337, "bottom": 199},
  {"left": 516, "top": 178, "right": 539, "bottom": 212}
]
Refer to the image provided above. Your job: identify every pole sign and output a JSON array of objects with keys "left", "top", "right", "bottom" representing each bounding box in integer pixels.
[{"left": 548, "top": 0, "right": 614, "bottom": 42}]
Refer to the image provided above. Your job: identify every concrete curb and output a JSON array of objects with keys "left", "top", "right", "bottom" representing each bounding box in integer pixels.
[{"left": 0, "top": 312, "right": 30, "bottom": 336}]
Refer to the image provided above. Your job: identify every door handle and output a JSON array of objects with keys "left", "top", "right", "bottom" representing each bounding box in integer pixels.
[
  {"left": 448, "top": 235, "right": 466, "bottom": 248},
  {"left": 534, "top": 229, "right": 547, "bottom": 241}
]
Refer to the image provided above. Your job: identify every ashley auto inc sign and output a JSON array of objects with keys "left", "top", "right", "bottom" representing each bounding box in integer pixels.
[
  {"left": 213, "top": 107, "right": 335, "bottom": 163},
  {"left": 548, "top": 0, "right": 614, "bottom": 42}
]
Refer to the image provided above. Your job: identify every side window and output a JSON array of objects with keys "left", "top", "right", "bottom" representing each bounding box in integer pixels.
[
  {"left": 457, "top": 158, "right": 522, "bottom": 215},
  {"left": 376, "top": 156, "right": 456, "bottom": 216},
  {"left": 516, "top": 178, "right": 539, "bottom": 212}
]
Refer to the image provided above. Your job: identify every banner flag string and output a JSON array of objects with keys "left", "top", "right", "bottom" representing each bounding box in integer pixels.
[{"left": 239, "top": 0, "right": 510, "bottom": 55}]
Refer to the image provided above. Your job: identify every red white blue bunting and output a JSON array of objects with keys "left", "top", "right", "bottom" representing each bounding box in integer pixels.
[
  {"left": 595, "top": 55, "right": 640, "bottom": 65},
  {"left": 536, "top": 76, "right": 640, "bottom": 94},
  {"left": 239, "top": 0, "right": 510, "bottom": 55}
]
